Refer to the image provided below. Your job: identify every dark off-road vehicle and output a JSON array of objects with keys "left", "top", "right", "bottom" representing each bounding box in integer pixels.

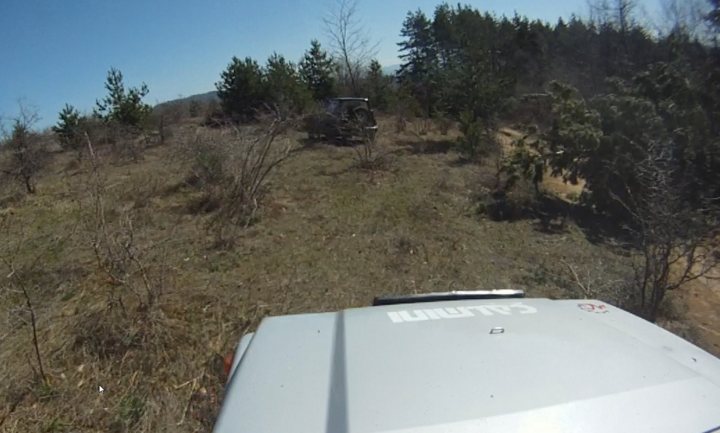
[{"left": 304, "top": 97, "right": 378, "bottom": 141}]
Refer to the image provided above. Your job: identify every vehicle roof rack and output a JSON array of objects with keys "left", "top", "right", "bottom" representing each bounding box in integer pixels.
[{"left": 372, "top": 289, "right": 525, "bottom": 306}]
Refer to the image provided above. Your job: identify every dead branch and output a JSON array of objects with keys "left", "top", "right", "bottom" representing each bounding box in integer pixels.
[
  {"left": 1, "top": 259, "right": 47, "bottom": 384},
  {"left": 561, "top": 259, "right": 593, "bottom": 298}
]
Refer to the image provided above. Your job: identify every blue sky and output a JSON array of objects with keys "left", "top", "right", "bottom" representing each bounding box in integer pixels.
[{"left": 0, "top": 0, "right": 661, "bottom": 128}]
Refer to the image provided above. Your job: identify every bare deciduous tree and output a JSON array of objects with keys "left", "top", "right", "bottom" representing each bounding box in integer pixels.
[
  {"left": 588, "top": 0, "right": 637, "bottom": 31},
  {"left": 657, "top": 0, "right": 711, "bottom": 40},
  {"left": 588, "top": 0, "right": 639, "bottom": 57},
  {"left": 323, "top": 0, "right": 378, "bottom": 95},
  {"left": 612, "top": 141, "right": 719, "bottom": 321}
]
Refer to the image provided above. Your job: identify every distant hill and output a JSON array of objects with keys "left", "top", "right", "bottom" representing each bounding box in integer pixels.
[{"left": 155, "top": 91, "right": 218, "bottom": 109}]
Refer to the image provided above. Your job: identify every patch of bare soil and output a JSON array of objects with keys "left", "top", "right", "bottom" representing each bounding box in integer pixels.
[
  {"left": 673, "top": 270, "right": 720, "bottom": 357},
  {"left": 497, "top": 127, "right": 584, "bottom": 201}
]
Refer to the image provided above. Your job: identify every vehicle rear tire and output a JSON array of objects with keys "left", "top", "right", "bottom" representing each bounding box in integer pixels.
[{"left": 352, "top": 108, "right": 372, "bottom": 127}]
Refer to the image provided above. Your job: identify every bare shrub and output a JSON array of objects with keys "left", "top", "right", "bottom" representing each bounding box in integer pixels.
[
  {"left": 613, "top": 142, "right": 720, "bottom": 321},
  {"left": 184, "top": 121, "right": 294, "bottom": 244},
  {"left": 82, "top": 136, "right": 168, "bottom": 318},
  {"left": 119, "top": 172, "right": 163, "bottom": 210},
  {"left": 0, "top": 105, "right": 48, "bottom": 194},
  {"left": 394, "top": 116, "right": 407, "bottom": 133},
  {"left": 106, "top": 122, "right": 148, "bottom": 162},
  {"left": 352, "top": 123, "right": 387, "bottom": 171},
  {"left": 1, "top": 259, "right": 47, "bottom": 385},
  {"left": 188, "top": 100, "right": 202, "bottom": 117},
  {"left": 203, "top": 99, "right": 222, "bottom": 126},
  {"left": 183, "top": 133, "right": 225, "bottom": 188},
  {"left": 0, "top": 214, "right": 74, "bottom": 387},
  {"left": 78, "top": 116, "right": 111, "bottom": 148},
  {"left": 560, "top": 259, "right": 631, "bottom": 302},
  {"left": 416, "top": 118, "right": 431, "bottom": 136},
  {"left": 435, "top": 114, "right": 453, "bottom": 135}
]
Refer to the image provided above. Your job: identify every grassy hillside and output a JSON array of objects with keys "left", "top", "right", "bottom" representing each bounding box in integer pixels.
[{"left": 0, "top": 116, "right": 716, "bottom": 432}]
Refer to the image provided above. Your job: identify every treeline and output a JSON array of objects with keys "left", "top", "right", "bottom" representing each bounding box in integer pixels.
[
  {"left": 215, "top": 40, "right": 392, "bottom": 120},
  {"left": 395, "top": 2, "right": 719, "bottom": 122},
  {"left": 385, "top": 1, "right": 720, "bottom": 200}
]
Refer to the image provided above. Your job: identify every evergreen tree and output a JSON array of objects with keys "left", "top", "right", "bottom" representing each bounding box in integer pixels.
[
  {"left": 397, "top": 10, "right": 438, "bottom": 117},
  {"left": 265, "top": 53, "right": 310, "bottom": 117},
  {"left": 528, "top": 64, "right": 719, "bottom": 215},
  {"left": 215, "top": 57, "right": 267, "bottom": 119},
  {"left": 431, "top": 4, "right": 457, "bottom": 68},
  {"left": 365, "top": 60, "right": 390, "bottom": 110},
  {"left": 52, "top": 104, "right": 84, "bottom": 156},
  {"left": 94, "top": 68, "right": 151, "bottom": 127},
  {"left": 299, "top": 40, "right": 336, "bottom": 101}
]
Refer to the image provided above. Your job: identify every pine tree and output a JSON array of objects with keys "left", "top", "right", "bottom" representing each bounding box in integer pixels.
[
  {"left": 397, "top": 10, "right": 438, "bottom": 117},
  {"left": 265, "top": 53, "right": 310, "bottom": 117},
  {"left": 365, "top": 60, "right": 389, "bottom": 110},
  {"left": 215, "top": 57, "right": 267, "bottom": 119},
  {"left": 52, "top": 104, "right": 83, "bottom": 156},
  {"left": 94, "top": 68, "right": 151, "bottom": 127},
  {"left": 299, "top": 40, "right": 336, "bottom": 101},
  {"left": 431, "top": 4, "right": 456, "bottom": 68}
]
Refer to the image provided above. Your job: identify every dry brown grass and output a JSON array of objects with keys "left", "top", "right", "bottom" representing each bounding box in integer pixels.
[{"left": 0, "top": 115, "right": 715, "bottom": 432}]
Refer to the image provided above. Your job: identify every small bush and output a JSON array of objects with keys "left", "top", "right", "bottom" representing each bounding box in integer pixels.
[
  {"left": 394, "top": 116, "right": 407, "bottom": 133},
  {"left": 435, "top": 114, "right": 453, "bottom": 135},
  {"left": 82, "top": 140, "right": 167, "bottom": 316},
  {"left": 110, "top": 394, "right": 145, "bottom": 432},
  {"left": 353, "top": 127, "right": 386, "bottom": 171},
  {"left": 1, "top": 106, "right": 48, "bottom": 194},
  {"left": 74, "top": 309, "right": 143, "bottom": 359},
  {"left": 104, "top": 122, "right": 146, "bottom": 162},
  {"left": 479, "top": 182, "right": 538, "bottom": 221},
  {"left": 52, "top": 104, "right": 84, "bottom": 158},
  {"left": 457, "top": 113, "right": 497, "bottom": 161},
  {"left": 186, "top": 135, "right": 225, "bottom": 187},
  {"left": 477, "top": 159, "right": 540, "bottom": 221},
  {"left": 416, "top": 118, "right": 431, "bottom": 136},
  {"left": 188, "top": 100, "right": 202, "bottom": 117}
]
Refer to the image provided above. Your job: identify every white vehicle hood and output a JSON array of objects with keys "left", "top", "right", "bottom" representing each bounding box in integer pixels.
[{"left": 214, "top": 298, "right": 720, "bottom": 433}]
